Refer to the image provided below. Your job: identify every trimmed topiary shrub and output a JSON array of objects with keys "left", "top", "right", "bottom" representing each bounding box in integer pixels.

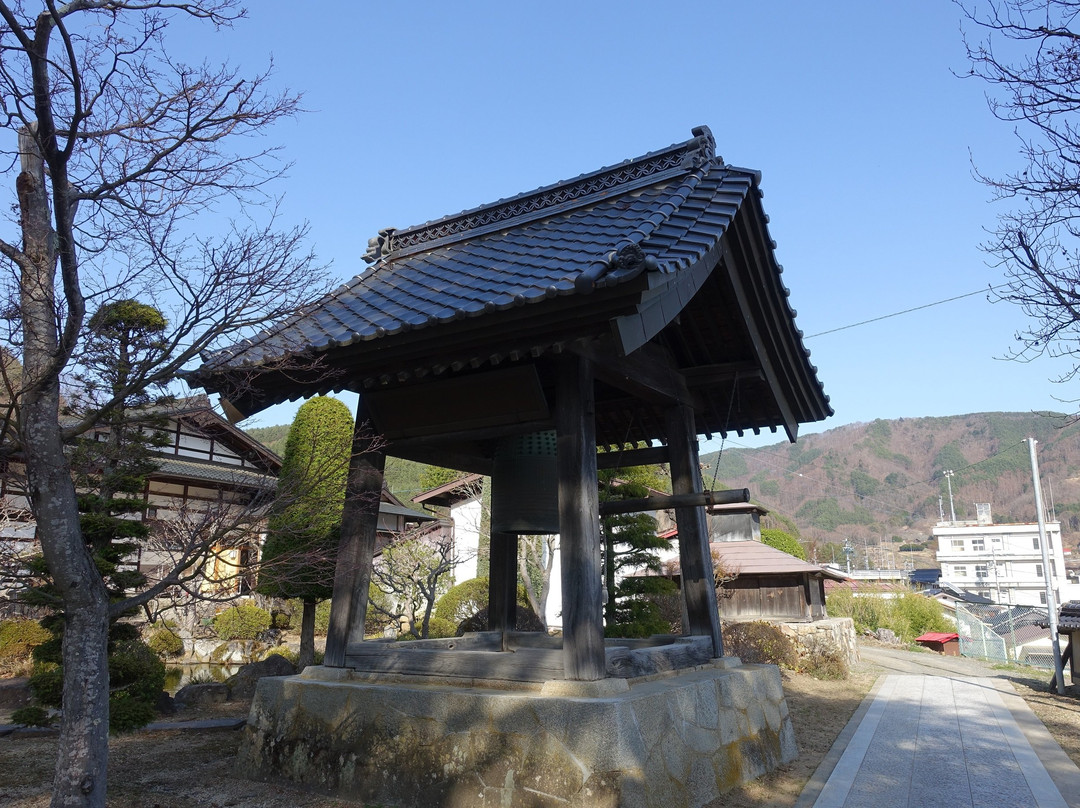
[
  {"left": 11, "top": 705, "right": 53, "bottom": 727},
  {"left": 212, "top": 603, "right": 271, "bottom": 641},
  {"left": 456, "top": 605, "right": 544, "bottom": 635},
  {"left": 147, "top": 625, "right": 184, "bottom": 659},
  {"left": 0, "top": 619, "right": 52, "bottom": 662},
  {"left": 425, "top": 616, "right": 457, "bottom": 639}
]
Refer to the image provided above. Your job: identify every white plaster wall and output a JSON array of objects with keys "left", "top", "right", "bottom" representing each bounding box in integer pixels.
[{"left": 452, "top": 498, "right": 482, "bottom": 583}]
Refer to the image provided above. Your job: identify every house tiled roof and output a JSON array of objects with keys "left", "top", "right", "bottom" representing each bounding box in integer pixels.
[
  {"left": 711, "top": 540, "right": 846, "bottom": 580},
  {"left": 154, "top": 458, "right": 276, "bottom": 489},
  {"left": 193, "top": 126, "right": 831, "bottom": 448}
]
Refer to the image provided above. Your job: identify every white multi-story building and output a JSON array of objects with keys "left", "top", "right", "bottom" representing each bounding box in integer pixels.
[{"left": 933, "top": 503, "right": 1080, "bottom": 607}]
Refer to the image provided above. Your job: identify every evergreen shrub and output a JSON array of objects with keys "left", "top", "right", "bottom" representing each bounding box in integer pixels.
[
  {"left": 0, "top": 619, "right": 51, "bottom": 664},
  {"left": 212, "top": 603, "right": 271, "bottom": 640},
  {"left": 147, "top": 624, "right": 184, "bottom": 658}
]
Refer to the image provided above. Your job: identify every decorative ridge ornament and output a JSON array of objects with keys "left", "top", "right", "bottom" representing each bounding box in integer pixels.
[{"left": 364, "top": 127, "right": 719, "bottom": 264}]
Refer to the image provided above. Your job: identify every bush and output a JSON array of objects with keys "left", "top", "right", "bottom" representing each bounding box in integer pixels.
[
  {"left": 147, "top": 625, "right": 184, "bottom": 659},
  {"left": 722, "top": 621, "right": 799, "bottom": 669},
  {"left": 0, "top": 619, "right": 52, "bottom": 662},
  {"left": 826, "top": 589, "right": 950, "bottom": 643},
  {"left": 10, "top": 705, "right": 53, "bottom": 727},
  {"left": 212, "top": 603, "right": 271, "bottom": 640},
  {"left": 800, "top": 643, "right": 849, "bottom": 680},
  {"left": 434, "top": 577, "right": 532, "bottom": 626},
  {"left": 28, "top": 662, "right": 64, "bottom": 708},
  {"left": 457, "top": 605, "right": 544, "bottom": 635},
  {"left": 425, "top": 616, "right": 457, "bottom": 639},
  {"left": 314, "top": 600, "right": 331, "bottom": 636},
  {"left": 435, "top": 577, "right": 491, "bottom": 624},
  {"left": 760, "top": 529, "right": 807, "bottom": 560},
  {"left": 108, "top": 639, "right": 166, "bottom": 733}
]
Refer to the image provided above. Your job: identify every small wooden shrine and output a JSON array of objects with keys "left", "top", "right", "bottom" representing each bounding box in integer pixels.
[{"left": 193, "top": 127, "right": 832, "bottom": 806}]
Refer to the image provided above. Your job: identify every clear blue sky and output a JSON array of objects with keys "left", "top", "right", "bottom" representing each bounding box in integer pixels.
[{"left": 179, "top": 2, "right": 1077, "bottom": 449}]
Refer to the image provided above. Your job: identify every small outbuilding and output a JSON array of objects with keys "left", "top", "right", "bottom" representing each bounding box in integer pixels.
[
  {"left": 915, "top": 631, "right": 960, "bottom": 656},
  {"left": 712, "top": 540, "right": 847, "bottom": 622}
]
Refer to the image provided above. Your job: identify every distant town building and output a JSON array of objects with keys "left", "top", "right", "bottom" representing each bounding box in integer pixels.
[{"left": 933, "top": 503, "right": 1080, "bottom": 607}]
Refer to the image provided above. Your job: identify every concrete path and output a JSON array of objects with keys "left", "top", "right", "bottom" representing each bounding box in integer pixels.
[{"left": 798, "top": 649, "right": 1080, "bottom": 808}]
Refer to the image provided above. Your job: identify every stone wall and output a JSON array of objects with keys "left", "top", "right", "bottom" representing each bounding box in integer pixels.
[
  {"left": 777, "top": 617, "right": 859, "bottom": 670},
  {"left": 239, "top": 659, "right": 797, "bottom": 808}
]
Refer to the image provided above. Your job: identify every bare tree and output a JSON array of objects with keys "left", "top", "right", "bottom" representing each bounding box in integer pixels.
[
  {"left": 519, "top": 533, "right": 557, "bottom": 628},
  {"left": 961, "top": 1, "right": 1080, "bottom": 384},
  {"left": 369, "top": 527, "right": 464, "bottom": 640},
  {"left": 0, "top": 3, "right": 323, "bottom": 805}
]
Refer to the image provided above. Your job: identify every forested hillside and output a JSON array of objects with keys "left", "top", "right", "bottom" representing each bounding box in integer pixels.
[{"left": 702, "top": 412, "right": 1080, "bottom": 564}]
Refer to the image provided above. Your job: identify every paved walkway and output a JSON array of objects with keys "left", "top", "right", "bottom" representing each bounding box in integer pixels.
[{"left": 797, "top": 658, "right": 1080, "bottom": 808}]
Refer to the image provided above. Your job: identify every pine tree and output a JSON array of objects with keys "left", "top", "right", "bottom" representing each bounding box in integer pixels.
[
  {"left": 23, "top": 301, "right": 170, "bottom": 732},
  {"left": 257, "top": 396, "right": 353, "bottom": 668},
  {"left": 599, "top": 465, "right": 677, "bottom": 637}
]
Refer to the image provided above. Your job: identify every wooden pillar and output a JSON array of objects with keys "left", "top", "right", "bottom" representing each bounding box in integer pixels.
[
  {"left": 323, "top": 400, "right": 386, "bottom": 668},
  {"left": 555, "top": 354, "right": 606, "bottom": 680},
  {"left": 488, "top": 531, "right": 517, "bottom": 640},
  {"left": 666, "top": 403, "right": 723, "bottom": 658}
]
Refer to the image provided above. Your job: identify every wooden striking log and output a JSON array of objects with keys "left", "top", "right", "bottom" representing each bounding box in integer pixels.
[
  {"left": 597, "top": 488, "right": 749, "bottom": 517},
  {"left": 555, "top": 354, "right": 607, "bottom": 681},
  {"left": 324, "top": 401, "right": 386, "bottom": 668}
]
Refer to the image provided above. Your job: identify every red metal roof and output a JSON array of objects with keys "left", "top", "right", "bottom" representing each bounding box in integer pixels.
[{"left": 916, "top": 632, "right": 959, "bottom": 643}]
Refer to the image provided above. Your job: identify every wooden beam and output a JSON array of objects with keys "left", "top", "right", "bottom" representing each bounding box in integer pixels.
[
  {"left": 488, "top": 532, "right": 517, "bottom": 646},
  {"left": 324, "top": 400, "right": 386, "bottom": 667},
  {"left": 571, "top": 338, "right": 702, "bottom": 410},
  {"left": 666, "top": 403, "right": 723, "bottom": 658},
  {"left": 595, "top": 444, "right": 672, "bottom": 469},
  {"left": 555, "top": 354, "right": 606, "bottom": 681},
  {"left": 720, "top": 236, "right": 799, "bottom": 442},
  {"left": 598, "top": 488, "right": 749, "bottom": 517}
]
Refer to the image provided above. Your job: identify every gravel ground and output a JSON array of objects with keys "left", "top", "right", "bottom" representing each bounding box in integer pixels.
[{"left": 1, "top": 641, "right": 1077, "bottom": 807}]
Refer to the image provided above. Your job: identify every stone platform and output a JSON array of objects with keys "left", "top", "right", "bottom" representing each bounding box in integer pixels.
[{"left": 239, "top": 657, "right": 796, "bottom": 807}]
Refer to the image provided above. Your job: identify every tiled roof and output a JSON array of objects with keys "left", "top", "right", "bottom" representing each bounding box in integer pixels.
[
  {"left": 154, "top": 458, "right": 275, "bottom": 489},
  {"left": 203, "top": 129, "right": 731, "bottom": 370},
  {"left": 193, "top": 126, "right": 831, "bottom": 446},
  {"left": 710, "top": 540, "right": 846, "bottom": 579}
]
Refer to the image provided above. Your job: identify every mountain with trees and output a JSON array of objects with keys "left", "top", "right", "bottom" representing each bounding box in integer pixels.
[{"left": 701, "top": 412, "right": 1080, "bottom": 565}]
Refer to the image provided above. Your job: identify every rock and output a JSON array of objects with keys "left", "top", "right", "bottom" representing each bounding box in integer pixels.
[
  {"left": 875, "top": 628, "right": 900, "bottom": 645},
  {"left": 175, "top": 682, "right": 229, "bottom": 707},
  {"left": 223, "top": 654, "right": 297, "bottom": 700},
  {"left": 155, "top": 690, "right": 178, "bottom": 715}
]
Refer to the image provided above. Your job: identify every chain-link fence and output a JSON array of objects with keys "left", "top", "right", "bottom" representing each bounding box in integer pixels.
[{"left": 954, "top": 603, "right": 1055, "bottom": 669}]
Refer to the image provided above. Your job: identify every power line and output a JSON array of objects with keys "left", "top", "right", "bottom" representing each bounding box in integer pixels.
[{"left": 804, "top": 284, "right": 1011, "bottom": 340}]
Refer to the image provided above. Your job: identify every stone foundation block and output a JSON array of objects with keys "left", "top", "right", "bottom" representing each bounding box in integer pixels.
[{"left": 239, "top": 662, "right": 796, "bottom": 807}]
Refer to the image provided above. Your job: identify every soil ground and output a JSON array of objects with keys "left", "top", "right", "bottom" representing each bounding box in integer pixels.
[{"left": 1, "top": 641, "right": 1077, "bottom": 807}]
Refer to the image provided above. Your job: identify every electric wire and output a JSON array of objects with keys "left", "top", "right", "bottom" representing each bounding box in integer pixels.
[{"left": 804, "top": 284, "right": 1012, "bottom": 340}]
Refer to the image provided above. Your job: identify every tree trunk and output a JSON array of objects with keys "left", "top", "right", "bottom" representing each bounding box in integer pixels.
[
  {"left": 298, "top": 600, "right": 316, "bottom": 670},
  {"left": 18, "top": 130, "right": 111, "bottom": 808}
]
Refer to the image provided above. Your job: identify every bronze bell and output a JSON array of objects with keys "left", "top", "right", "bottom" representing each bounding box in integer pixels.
[{"left": 490, "top": 430, "right": 559, "bottom": 535}]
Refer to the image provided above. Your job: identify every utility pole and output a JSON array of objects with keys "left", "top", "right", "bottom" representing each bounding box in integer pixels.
[
  {"left": 1027, "top": 438, "right": 1065, "bottom": 694},
  {"left": 943, "top": 470, "right": 956, "bottom": 523}
]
